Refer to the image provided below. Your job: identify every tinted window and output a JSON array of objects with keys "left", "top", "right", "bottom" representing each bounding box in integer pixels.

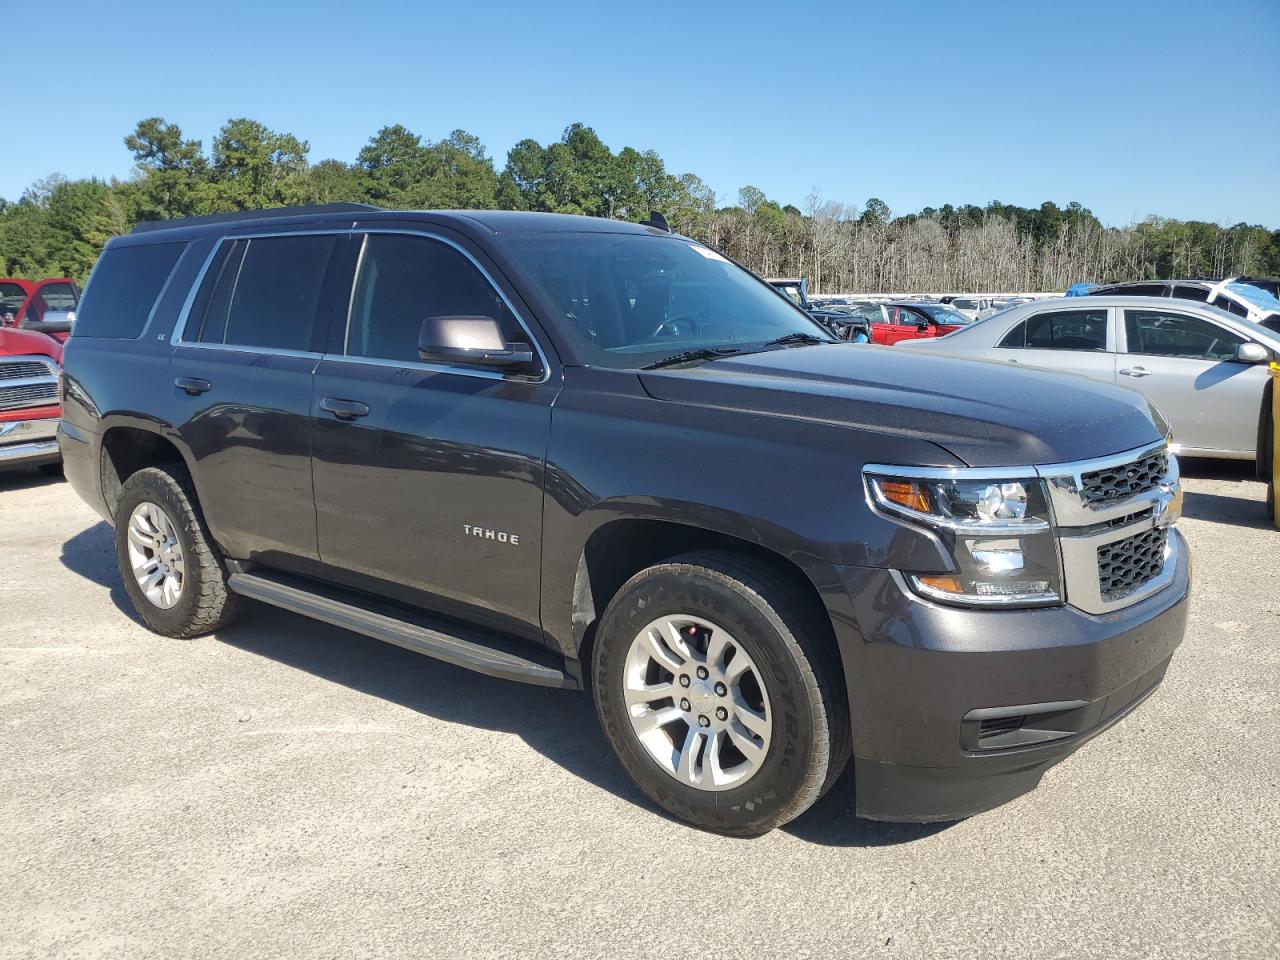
[
  {"left": 347, "top": 234, "right": 525, "bottom": 364},
  {"left": 191, "top": 235, "right": 335, "bottom": 350},
  {"left": 1172, "top": 285, "right": 1209, "bottom": 302},
  {"left": 1212, "top": 295, "right": 1249, "bottom": 318},
  {"left": 1124, "top": 310, "right": 1244, "bottom": 361},
  {"left": 997, "top": 320, "right": 1025, "bottom": 348},
  {"left": 75, "top": 242, "right": 185, "bottom": 339},
  {"left": 1021, "top": 309, "right": 1108, "bottom": 351}
]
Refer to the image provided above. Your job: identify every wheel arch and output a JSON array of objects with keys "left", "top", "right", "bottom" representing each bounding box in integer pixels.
[
  {"left": 566, "top": 514, "right": 841, "bottom": 672},
  {"left": 98, "top": 417, "right": 197, "bottom": 519}
]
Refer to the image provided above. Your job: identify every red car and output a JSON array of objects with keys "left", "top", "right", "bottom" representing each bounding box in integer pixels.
[
  {"left": 0, "top": 325, "right": 62, "bottom": 471},
  {"left": 834, "top": 301, "right": 972, "bottom": 345},
  {"left": 0, "top": 277, "right": 79, "bottom": 343}
]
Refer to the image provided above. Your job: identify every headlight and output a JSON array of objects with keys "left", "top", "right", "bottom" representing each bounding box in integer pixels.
[{"left": 866, "top": 469, "right": 1062, "bottom": 607}]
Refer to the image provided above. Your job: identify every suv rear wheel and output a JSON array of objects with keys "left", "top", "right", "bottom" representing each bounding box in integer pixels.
[
  {"left": 592, "top": 552, "right": 848, "bottom": 836},
  {"left": 114, "top": 465, "right": 241, "bottom": 638}
]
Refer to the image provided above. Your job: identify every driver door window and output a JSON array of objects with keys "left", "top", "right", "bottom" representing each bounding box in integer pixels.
[
  {"left": 1123, "top": 310, "right": 1243, "bottom": 361},
  {"left": 346, "top": 234, "right": 528, "bottom": 365}
]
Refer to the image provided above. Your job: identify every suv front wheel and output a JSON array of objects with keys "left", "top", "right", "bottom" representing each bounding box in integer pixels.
[
  {"left": 114, "top": 465, "right": 241, "bottom": 638},
  {"left": 592, "top": 553, "right": 849, "bottom": 836}
]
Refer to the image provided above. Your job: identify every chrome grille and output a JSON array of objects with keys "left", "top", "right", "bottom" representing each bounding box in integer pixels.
[
  {"left": 1097, "top": 527, "right": 1168, "bottom": 601},
  {"left": 0, "top": 359, "right": 53, "bottom": 381},
  {"left": 0, "top": 382, "right": 58, "bottom": 411},
  {"left": 1080, "top": 451, "right": 1168, "bottom": 504}
]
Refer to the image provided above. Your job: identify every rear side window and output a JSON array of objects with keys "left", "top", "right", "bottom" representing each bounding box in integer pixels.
[
  {"left": 187, "top": 235, "right": 336, "bottom": 351},
  {"left": 345, "top": 233, "right": 526, "bottom": 364},
  {"left": 1212, "top": 296, "right": 1249, "bottom": 318},
  {"left": 1022, "top": 309, "right": 1108, "bottom": 352},
  {"left": 1172, "top": 285, "right": 1209, "bottom": 302},
  {"left": 1124, "top": 310, "right": 1244, "bottom": 361},
  {"left": 75, "top": 242, "right": 185, "bottom": 339}
]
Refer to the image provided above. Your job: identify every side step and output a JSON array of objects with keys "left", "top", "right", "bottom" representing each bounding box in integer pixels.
[{"left": 227, "top": 571, "right": 576, "bottom": 689}]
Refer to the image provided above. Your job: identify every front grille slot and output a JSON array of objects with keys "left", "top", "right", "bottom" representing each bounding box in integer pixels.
[
  {"left": 1080, "top": 451, "right": 1167, "bottom": 504},
  {"left": 1097, "top": 527, "right": 1168, "bottom": 601},
  {"left": 978, "top": 715, "right": 1025, "bottom": 740},
  {"left": 0, "top": 360, "right": 53, "bottom": 381},
  {"left": 0, "top": 382, "right": 58, "bottom": 411}
]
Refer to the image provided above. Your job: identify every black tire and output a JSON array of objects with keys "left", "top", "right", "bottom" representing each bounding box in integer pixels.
[
  {"left": 114, "top": 464, "right": 241, "bottom": 638},
  {"left": 592, "top": 552, "right": 850, "bottom": 836}
]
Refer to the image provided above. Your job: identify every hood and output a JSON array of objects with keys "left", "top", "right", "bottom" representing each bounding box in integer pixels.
[
  {"left": 0, "top": 325, "right": 62, "bottom": 363},
  {"left": 638, "top": 343, "right": 1163, "bottom": 467}
]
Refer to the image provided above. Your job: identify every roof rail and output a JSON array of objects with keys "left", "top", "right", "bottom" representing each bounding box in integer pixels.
[{"left": 131, "top": 203, "right": 380, "bottom": 234}]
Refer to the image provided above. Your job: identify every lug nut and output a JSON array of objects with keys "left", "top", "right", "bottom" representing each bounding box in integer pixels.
[
  {"left": 696, "top": 666, "right": 709, "bottom": 680},
  {"left": 697, "top": 715, "right": 710, "bottom": 728},
  {"left": 680, "top": 698, "right": 691, "bottom": 712},
  {"left": 715, "top": 706, "right": 728, "bottom": 721},
  {"left": 714, "top": 682, "right": 727, "bottom": 696},
  {"left": 679, "top": 675, "right": 691, "bottom": 688}
]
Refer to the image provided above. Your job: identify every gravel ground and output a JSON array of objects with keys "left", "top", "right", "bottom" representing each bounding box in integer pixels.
[{"left": 1, "top": 462, "right": 1277, "bottom": 960}]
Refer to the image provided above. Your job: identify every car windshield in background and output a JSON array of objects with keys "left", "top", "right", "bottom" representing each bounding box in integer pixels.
[
  {"left": 504, "top": 234, "right": 829, "bottom": 368},
  {"left": 1226, "top": 281, "right": 1280, "bottom": 313}
]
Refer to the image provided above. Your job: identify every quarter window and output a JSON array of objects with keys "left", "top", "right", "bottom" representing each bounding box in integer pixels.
[
  {"left": 1124, "top": 310, "right": 1244, "bottom": 361},
  {"left": 188, "top": 235, "right": 336, "bottom": 351},
  {"left": 1016, "top": 309, "right": 1108, "bottom": 351},
  {"left": 75, "top": 242, "right": 185, "bottom": 339},
  {"left": 346, "top": 234, "right": 527, "bottom": 365}
]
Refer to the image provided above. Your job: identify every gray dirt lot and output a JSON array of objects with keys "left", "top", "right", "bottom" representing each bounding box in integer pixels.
[{"left": 1, "top": 462, "right": 1277, "bottom": 960}]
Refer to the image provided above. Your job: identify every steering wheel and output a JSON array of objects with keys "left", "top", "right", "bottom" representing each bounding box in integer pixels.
[{"left": 650, "top": 314, "right": 699, "bottom": 339}]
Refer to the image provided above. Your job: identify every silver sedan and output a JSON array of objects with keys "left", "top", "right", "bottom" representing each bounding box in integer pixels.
[{"left": 898, "top": 296, "right": 1279, "bottom": 459}]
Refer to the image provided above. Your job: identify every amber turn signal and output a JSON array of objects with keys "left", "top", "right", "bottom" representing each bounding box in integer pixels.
[
  {"left": 915, "top": 574, "right": 965, "bottom": 595},
  {"left": 878, "top": 479, "right": 931, "bottom": 513}
]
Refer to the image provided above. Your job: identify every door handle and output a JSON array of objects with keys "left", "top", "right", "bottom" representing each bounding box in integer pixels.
[
  {"left": 320, "top": 397, "right": 370, "bottom": 420},
  {"left": 1119, "top": 366, "right": 1151, "bottom": 378},
  {"left": 1005, "top": 358, "right": 1019, "bottom": 364},
  {"left": 174, "top": 377, "right": 211, "bottom": 396}
]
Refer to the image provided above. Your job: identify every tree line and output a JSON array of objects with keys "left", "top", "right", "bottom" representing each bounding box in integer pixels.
[{"left": 2, "top": 116, "right": 1277, "bottom": 292}]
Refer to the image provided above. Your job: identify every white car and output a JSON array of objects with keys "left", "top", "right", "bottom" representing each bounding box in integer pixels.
[
  {"left": 1089, "top": 278, "right": 1280, "bottom": 332},
  {"left": 898, "top": 295, "right": 1279, "bottom": 460}
]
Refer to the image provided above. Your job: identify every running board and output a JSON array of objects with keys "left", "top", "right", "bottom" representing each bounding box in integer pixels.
[{"left": 227, "top": 572, "right": 575, "bottom": 689}]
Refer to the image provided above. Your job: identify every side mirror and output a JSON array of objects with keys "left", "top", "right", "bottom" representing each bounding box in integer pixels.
[
  {"left": 916, "top": 321, "right": 929, "bottom": 333},
  {"left": 418, "top": 315, "right": 535, "bottom": 370},
  {"left": 1236, "top": 342, "right": 1269, "bottom": 364}
]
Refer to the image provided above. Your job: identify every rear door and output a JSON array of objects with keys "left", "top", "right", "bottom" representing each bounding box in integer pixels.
[
  {"left": 987, "top": 306, "right": 1117, "bottom": 384},
  {"left": 1117, "top": 307, "right": 1266, "bottom": 456},
  {"left": 309, "top": 228, "right": 559, "bottom": 643},
  {"left": 169, "top": 230, "right": 347, "bottom": 575}
]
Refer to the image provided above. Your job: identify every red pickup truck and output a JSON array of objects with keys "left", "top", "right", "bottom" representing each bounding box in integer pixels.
[
  {"left": 0, "top": 278, "right": 79, "bottom": 343},
  {"left": 0, "top": 325, "right": 62, "bottom": 471}
]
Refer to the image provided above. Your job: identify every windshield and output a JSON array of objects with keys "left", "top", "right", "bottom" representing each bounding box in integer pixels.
[
  {"left": 505, "top": 234, "right": 829, "bottom": 368},
  {"left": 1226, "top": 281, "right": 1280, "bottom": 314}
]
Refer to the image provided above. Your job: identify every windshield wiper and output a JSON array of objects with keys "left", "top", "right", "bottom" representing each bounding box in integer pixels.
[
  {"left": 761, "top": 332, "right": 830, "bottom": 347},
  {"left": 642, "top": 347, "right": 744, "bottom": 370}
]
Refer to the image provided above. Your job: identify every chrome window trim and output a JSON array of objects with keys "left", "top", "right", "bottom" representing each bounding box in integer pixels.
[{"left": 338, "top": 228, "right": 552, "bottom": 385}]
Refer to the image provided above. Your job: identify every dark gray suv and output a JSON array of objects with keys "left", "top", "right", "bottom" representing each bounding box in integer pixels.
[{"left": 58, "top": 204, "right": 1190, "bottom": 835}]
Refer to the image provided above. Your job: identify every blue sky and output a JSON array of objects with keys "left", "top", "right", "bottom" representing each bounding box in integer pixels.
[{"left": 6, "top": 0, "right": 1278, "bottom": 227}]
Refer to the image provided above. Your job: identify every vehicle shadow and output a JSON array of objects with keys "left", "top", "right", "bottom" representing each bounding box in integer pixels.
[
  {"left": 59, "top": 521, "right": 942, "bottom": 847},
  {"left": 1178, "top": 457, "right": 1272, "bottom": 530},
  {"left": 0, "top": 466, "right": 64, "bottom": 493}
]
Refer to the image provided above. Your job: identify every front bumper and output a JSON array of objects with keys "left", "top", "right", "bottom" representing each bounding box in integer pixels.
[
  {"left": 0, "top": 417, "right": 60, "bottom": 468},
  {"left": 827, "top": 528, "right": 1190, "bottom": 822}
]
